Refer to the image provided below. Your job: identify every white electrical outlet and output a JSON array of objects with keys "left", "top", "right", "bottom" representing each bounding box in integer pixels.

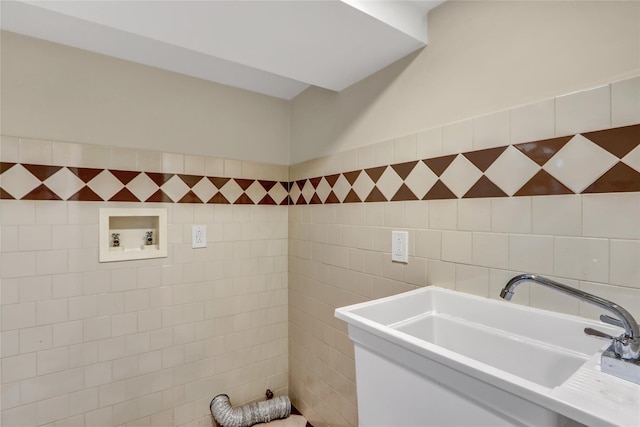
[
  {"left": 391, "top": 231, "right": 408, "bottom": 263},
  {"left": 192, "top": 225, "right": 207, "bottom": 248}
]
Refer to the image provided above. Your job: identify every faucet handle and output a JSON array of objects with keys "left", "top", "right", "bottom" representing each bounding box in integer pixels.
[
  {"left": 600, "top": 314, "right": 624, "bottom": 329},
  {"left": 584, "top": 327, "right": 615, "bottom": 341}
]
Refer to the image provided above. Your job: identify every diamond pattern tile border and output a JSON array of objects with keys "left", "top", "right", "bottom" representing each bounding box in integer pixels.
[{"left": 1, "top": 124, "right": 638, "bottom": 205}]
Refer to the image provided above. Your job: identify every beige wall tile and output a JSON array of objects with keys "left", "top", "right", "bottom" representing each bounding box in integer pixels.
[
  {"left": 416, "top": 127, "right": 443, "bottom": 160},
  {"left": 610, "top": 239, "right": 640, "bottom": 288},
  {"left": 1, "top": 135, "right": 20, "bottom": 162},
  {"left": 52, "top": 141, "right": 83, "bottom": 167},
  {"left": 185, "top": 155, "right": 205, "bottom": 175},
  {"left": 357, "top": 145, "right": 374, "bottom": 170},
  {"left": 532, "top": 195, "right": 581, "bottom": 236},
  {"left": 137, "top": 150, "right": 163, "bottom": 173},
  {"left": 20, "top": 138, "right": 52, "bottom": 165},
  {"left": 530, "top": 276, "right": 580, "bottom": 315},
  {"left": 458, "top": 199, "right": 491, "bottom": 231},
  {"left": 111, "top": 147, "right": 138, "bottom": 170},
  {"left": 442, "top": 119, "right": 473, "bottom": 155},
  {"left": 554, "top": 236, "right": 609, "bottom": 283},
  {"left": 556, "top": 85, "right": 611, "bottom": 135},
  {"left": 455, "top": 264, "right": 489, "bottom": 297},
  {"left": 611, "top": 76, "right": 640, "bottom": 128},
  {"left": 510, "top": 99, "right": 555, "bottom": 145},
  {"left": 508, "top": 234, "right": 554, "bottom": 275},
  {"left": 428, "top": 199, "right": 457, "bottom": 230},
  {"left": 473, "top": 110, "right": 510, "bottom": 150},
  {"left": 472, "top": 232, "right": 508, "bottom": 269},
  {"left": 394, "top": 134, "right": 417, "bottom": 163},
  {"left": 491, "top": 197, "right": 532, "bottom": 233},
  {"left": 441, "top": 231, "right": 472, "bottom": 264},
  {"left": 162, "top": 152, "right": 184, "bottom": 174},
  {"left": 583, "top": 193, "right": 640, "bottom": 239},
  {"left": 83, "top": 144, "right": 110, "bottom": 168},
  {"left": 373, "top": 140, "right": 393, "bottom": 167}
]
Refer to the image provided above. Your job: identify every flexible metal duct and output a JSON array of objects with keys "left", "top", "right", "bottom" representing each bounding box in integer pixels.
[{"left": 210, "top": 394, "right": 291, "bottom": 427}]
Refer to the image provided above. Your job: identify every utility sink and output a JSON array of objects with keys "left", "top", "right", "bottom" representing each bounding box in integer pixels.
[{"left": 335, "top": 286, "right": 638, "bottom": 427}]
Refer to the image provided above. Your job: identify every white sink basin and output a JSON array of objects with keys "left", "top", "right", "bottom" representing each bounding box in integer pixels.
[{"left": 335, "top": 286, "right": 638, "bottom": 426}]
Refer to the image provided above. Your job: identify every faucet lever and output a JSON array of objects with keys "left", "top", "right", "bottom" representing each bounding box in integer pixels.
[
  {"left": 600, "top": 314, "right": 624, "bottom": 329},
  {"left": 584, "top": 327, "right": 615, "bottom": 341}
]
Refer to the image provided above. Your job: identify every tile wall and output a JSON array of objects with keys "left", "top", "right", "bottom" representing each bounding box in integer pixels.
[
  {"left": 0, "top": 140, "right": 289, "bottom": 426},
  {"left": 288, "top": 77, "right": 640, "bottom": 427}
]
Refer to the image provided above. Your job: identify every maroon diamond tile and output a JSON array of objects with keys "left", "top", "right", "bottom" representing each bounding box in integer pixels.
[
  {"left": 364, "top": 187, "right": 387, "bottom": 202},
  {"left": 462, "top": 146, "right": 508, "bottom": 172},
  {"left": 209, "top": 177, "right": 230, "bottom": 189},
  {"left": 22, "top": 164, "right": 63, "bottom": 181},
  {"left": 343, "top": 190, "right": 361, "bottom": 203},
  {"left": 146, "top": 189, "right": 174, "bottom": 203},
  {"left": 391, "top": 184, "right": 418, "bottom": 201},
  {"left": 1, "top": 188, "right": 15, "bottom": 199},
  {"left": 343, "top": 171, "right": 361, "bottom": 186},
  {"left": 178, "top": 174, "right": 203, "bottom": 188},
  {"left": 178, "top": 191, "right": 203, "bottom": 203},
  {"left": 109, "top": 188, "right": 141, "bottom": 202},
  {"left": 111, "top": 170, "right": 141, "bottom": 185},
  {"left": 582, "top": 162, "right": 640, "bottom": 193},
  {"left": 423, "top": 155, "right": 457, "bottom": 177},
  {"left": 208, "top": 193, "right": 230, "bottom": 204},
  {"left": 514, "top": 136, "right": 573, "bottom": 166},
  {"left": 68, "top": 186, "right": 103, "bottom": 202},
  {"left": 582, "top": 124, "right": 640, "bottom": 159},
  {"left": 514, "top": 170, "right": 573, "bottom": 196},
  {"left": 324, "top": 174, "right": 340, "bottom": 187},
  {"left": 0, "top": 162, "right": 16, "bottom": 173},
  {"left": 68, "top": 167, "right": 103, "bottom": 183},
  {"left": 391, "top": 161, "right": 418, "bottom": 180},
  {"left": 145, "top": 172, "right": 174, "bottom": 187},
  {"left": 463, "top": 176, "right": 507, "bottom": 198},
  {"left": 22, "top": 184, "right": 62, "bottom": 201},
  {"left": 364, "top": 166, "right": 387, "bottom": 183},
  {"left": 423, "top": 180, "right": 456, "bottom": 200}
]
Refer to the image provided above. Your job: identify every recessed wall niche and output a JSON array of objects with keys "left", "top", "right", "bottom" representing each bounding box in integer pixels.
[{"left": 99, "top": 208, "right": 168, "bottom": 262}]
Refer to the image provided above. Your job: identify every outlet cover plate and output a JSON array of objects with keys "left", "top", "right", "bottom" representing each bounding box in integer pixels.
[
  {"left": 391, "top": 230, "right": 408, "bottom": 263},
  {"left": 192, "top": 224, "right": 207, "bottom": 248}
]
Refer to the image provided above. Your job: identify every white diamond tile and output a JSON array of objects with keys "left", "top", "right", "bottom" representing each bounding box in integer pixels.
[
  {"left": 87, "top": 170, "right": 124, "bottom": 200},
  {"left": 404, "top": 161, "right": 438, "bottom": 199},
  {"left": 301, "top": 180, "right": 315, "bottom": 203},
  {"left": 351, "top": 172, "right": 375, "bottom": 201},
  {"left": 315, "top": 178, "right": 332, "bottom": 202},
  {"left": 485, "top": 146, "right": 541, "bottom": 196},
  {"left": 160, "top": 175, "right": 190, "bottom": 202},
  {"left": 268, "top": 182, "right": 288, "bottom": 204},
  {"left": 218, "top": 179, "right": 243, "bottom": 204},
  {"left": 127, "top": 172, "right": 160, "bottom": 202},
  {"left": 191, "top": 177, "right": 217, "bottom": 203},
  {"left": 439, "top": 155, "right": 482, "bottom": 198},
  {"left": 43, "top": 168, "right": 85, "bottom": 200},
  {"left": 332, "top": 174, "right": 351, "bottom": 202},
  {"left": 622, "top": 145, "right": 640, "bottom": 173},
  {"left": 289, "top": 182, "right": 302, "bottom": 203},
  {"left": 543, "top": 134, "right": 619, "bottom": 193},
  {"left": 0, "top": 164, "right": 41, "bottom": 199},
  {"left": 245, "top": 181, "right": 267, "bottom": 204},
  {"left": 376, "top": 167, "right": 403, "bottom": 200}
]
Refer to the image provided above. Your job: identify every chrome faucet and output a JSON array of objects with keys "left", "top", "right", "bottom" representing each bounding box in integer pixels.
[{"left": 501, "top": 274, "right": 640, "bottom": 384}]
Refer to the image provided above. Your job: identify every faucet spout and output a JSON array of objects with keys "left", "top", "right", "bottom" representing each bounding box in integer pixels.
[{"left": 500, "top": 274, "right": 640, "bottom": 360}]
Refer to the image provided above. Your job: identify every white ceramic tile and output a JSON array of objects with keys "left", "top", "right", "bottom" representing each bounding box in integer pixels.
[
  {"left": 532, "top": 195, "right": 582, "bottom": 236},
  {"left": 20, "top": 138, "right": 52, "bottom": 165},
  {"left": 610, "top": 240, "right": 640, "bottom": 288},
  {"left": 376, "top": 167, "right": 403, "bottom": 200},
  {"left": 2, "top": 353, "right": 36, "bottom": 382},
  {"left": 161, "top": 175, "right": 190, "bottom": 203},
  {"left": 441, "top": 231, "right": 472, "bottom": 264},
  {"left": 383, "top": 202, "right": 404, "bottom": 227},
  {"left": 416, "top": 127, "right": 443, "bottom": 159},
  {"left": 18, "top": 225, "right": 52, "bottom": 251},
  {"left": 52, "top": 142, "right": 83, "bottom": 167},
  {"left": 0, "top": 135, "right": 20, "bottom": 162},
  {"left": 111, "top": 147, "right": 137, "bottom": 171},
  {"left": 556, "top": 85, "right": 611, "bottom": 135},
  {"left": 127, "top": 172, "right": 159, "bottom": 202},
  {"left": 484, "top": 146, "right": 540, "bottom": 196},
  {"left": 162, "top": 152, "right": 184, "bottom": 174},
  {"left": 611, "top": 76, "right": 640, "bottom": 127},
  {"left": 442, "top": 119, "right": 473, "bottom": 155},
  {"left": 36, "top": 201, "right": 67, "bottom": 225},
  {"left": 473, "top": 110, "right": 510, "bottom": 150},
  {"left": 0, "top": 164, "right": 41, "bottom": 199},
  {"left": 426, "top": 260, "right": 456, "bottom": 289},
  {"left": 44, "top": 168, "right": 85, "bottom": 201},
  {"left": 457, "top": 198, "right": 491, "bottom": 231},
  {"left": 351, "top": 171, "right": 375, "bottom": 201},
  {"left": 428, "top": 199, "right": 457, "bottom": 230},
  {"left": 1, "top": 252, "right": 36, "bottom": 278},
  {"left": 2, "top": 302, "right": 37, "bottom": 332},
  {"left": 455, "top": 264, "right": 490, "bottom": 297},
  {"left": 86, "top": 170, "right": 124, "bottom": 201},
  {"left": 357, "top": 145, "right": 374, "bottom": 170},
  {"left": 554, "top": 237, "right": 609, "bottom": 282},
  {"left": 510, "top": 98, "right": 555, "bottom": 144},
  {"left": 491, "top": 197, "right": 532, "bottom": 233},
  {"left": 439, "top": 154, "right": 482, "bottom": 198},
  {"left": 623, "top": 144, "right": 640, "bottom": 173},
  {"left": 579, "top": 281, "right": 640, "bottom": 321},
  {"left": 543, "top": 134, "right": 618, "bottom": 193},
  {"left": 472, "top": 232, "right": 508, "bottom": 269},
  {"left": 403, "top": 162, "right": 437, "bottom": 201},
  {"left": 508, "top": 234, "right": 554, "bottom": 275},
  {"left": 36, "top": 250, "right": 68, "bottom": 275},
  {"left": 394, "top": 134, "right": 417, "bottom": 163},
  {"left": 583, "top": 193, "right": 640, "bottom": 239},
  {"left": 184, "top": 155, "right": 205, "bottom": 175}
]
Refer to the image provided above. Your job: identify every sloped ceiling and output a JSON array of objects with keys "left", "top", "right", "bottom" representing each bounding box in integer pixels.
[{"left": 1, "top": 0, "right": 444, "bottom": 99}]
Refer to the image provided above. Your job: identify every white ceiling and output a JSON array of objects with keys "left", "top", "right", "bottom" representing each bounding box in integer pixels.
[{"left": 1, "top": 0, "right": 444, "bottom": 99}]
